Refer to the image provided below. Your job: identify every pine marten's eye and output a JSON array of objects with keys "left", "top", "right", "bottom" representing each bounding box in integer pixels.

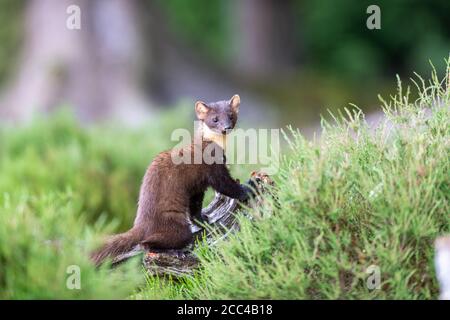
[
  {"left": 212, "top": 117, "right": 219, "bottom": 123},
  {"left": 228, "top": 114, "right": 233, "bottom": 120}
]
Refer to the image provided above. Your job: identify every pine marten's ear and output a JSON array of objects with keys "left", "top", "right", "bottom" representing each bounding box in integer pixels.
[
  {"left": 230, "top": 94, "right": 240, "bottom": 114},
  {"left": 195, "top": 101, "right": 209, "bottom": 120}
]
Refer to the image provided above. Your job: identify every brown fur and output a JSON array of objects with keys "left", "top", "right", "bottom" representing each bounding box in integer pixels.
[{"left": 91, "top": 95, "right": 250, "bottom": 266}]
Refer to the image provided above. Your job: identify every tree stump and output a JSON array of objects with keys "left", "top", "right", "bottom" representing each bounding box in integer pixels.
[{"left": 112, "top": 171, "right": 274, "bottom": 277}]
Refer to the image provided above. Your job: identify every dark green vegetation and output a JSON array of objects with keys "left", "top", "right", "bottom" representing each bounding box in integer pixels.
[{"left": 158, "top": 0, "right": 450, "bottom": 80}]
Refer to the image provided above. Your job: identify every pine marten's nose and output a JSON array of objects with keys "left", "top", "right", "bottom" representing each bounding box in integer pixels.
[{"left": 222, "top": 126, "right": 232, "bottom": 134}]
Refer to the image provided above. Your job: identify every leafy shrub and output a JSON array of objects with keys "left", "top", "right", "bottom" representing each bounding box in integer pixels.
[
  {"left": 0, "top": 106, "right": 192, "bottom": 298},
  {"left": 0, "top": 191, "right": 142, "bottom": 299}
]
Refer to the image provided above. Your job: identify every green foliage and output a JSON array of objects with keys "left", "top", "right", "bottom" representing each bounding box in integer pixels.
[
  {"left": 156, "top": 0, "right": 229, "bottom": 63},
  {"left": 0, "top": 105, "right": 192, "bottom": 299},
  {"left": 0, "top": 191, "right": 142, "bottom": 299}
]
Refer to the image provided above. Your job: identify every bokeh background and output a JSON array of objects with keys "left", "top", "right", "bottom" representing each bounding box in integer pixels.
[{"left": 0, "top": 0, "right": 449, "bottom": 133}]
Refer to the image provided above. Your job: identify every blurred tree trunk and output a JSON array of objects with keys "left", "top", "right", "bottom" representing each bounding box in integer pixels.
[
  {"left": 229, "top": 0, "right": 296, "bottom": 79},
  {"left": 0, "top": 0, "right": 152, "bottom": 125}
]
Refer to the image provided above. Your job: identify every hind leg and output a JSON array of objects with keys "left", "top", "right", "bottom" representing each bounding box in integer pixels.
[{"left": 141, "top": 213, "right": 193, "bottom": 250}]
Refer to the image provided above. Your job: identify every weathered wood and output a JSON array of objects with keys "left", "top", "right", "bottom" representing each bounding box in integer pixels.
[{"left": 112, "top": 171, "right": 274, "bottom": 277}]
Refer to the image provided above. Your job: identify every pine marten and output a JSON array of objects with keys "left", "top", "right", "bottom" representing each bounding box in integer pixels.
[{"left": 91, "top": 94, "right": 253, "bottom": 266}]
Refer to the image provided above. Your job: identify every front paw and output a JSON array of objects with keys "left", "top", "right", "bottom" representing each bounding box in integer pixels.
[{"left": 239, "top": 184, "right": 256, "bottom": 201}]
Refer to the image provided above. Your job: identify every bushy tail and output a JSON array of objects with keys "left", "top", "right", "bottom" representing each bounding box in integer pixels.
[{"left": 90, "top": 228, "right": 142, "bottom": 267}]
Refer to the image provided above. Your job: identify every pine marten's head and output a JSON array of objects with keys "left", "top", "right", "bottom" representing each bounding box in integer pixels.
[
  {"left": 194, "top": 95, "right": 240, "bottom": 149},
  {"left": 195, "top": 95, "right": 240, "bottom": 138}
]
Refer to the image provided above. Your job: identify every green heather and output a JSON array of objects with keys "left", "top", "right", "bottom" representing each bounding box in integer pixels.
[{"left": 0, "top": 62, "right": 448, "bottom": 299}]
